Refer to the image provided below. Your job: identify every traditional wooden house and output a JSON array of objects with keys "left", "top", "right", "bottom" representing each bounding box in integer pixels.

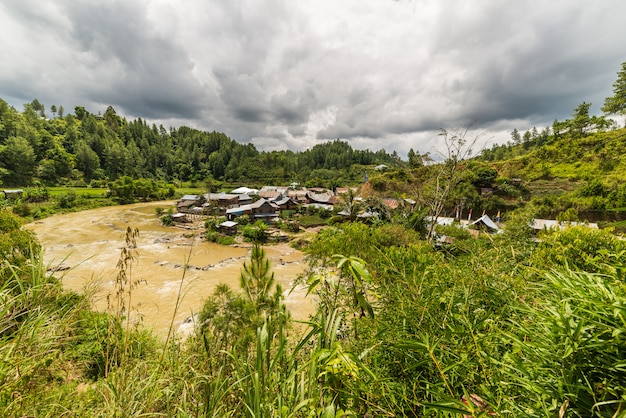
[
  {"left": 205, "top": 192, "right": 239, "bottom": 208},
  {"left": 273, "top": 196, "right": 299, "bottom": 211},
  {"left": 217, "top": 220, "right": 238, "bottom": 235},
  {"left": 259, "top": 186, "right": 288, "bottom": 200},
  {"left": 177, "top": 194, "right": 202, "bottom": 212},
  {"left": 171, "top": 212, "right": 189, "bottom": 223},
  {"left": 306, "top": 190, "right": 336, "bottom": 205},
  {"left": 287, "top": 189, "right": 308, "bottom": 204},
  {"left": 225, "top": 204, "right": 251, "bottom": 220},
  {"left": 249, "top": 198, "right": 279, "bottom": 221},
  {"left": 237, "top": 193, "right": 254, "bottom": 205}
]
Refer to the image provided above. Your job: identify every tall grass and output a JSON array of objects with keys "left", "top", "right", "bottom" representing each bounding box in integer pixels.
[
  {"left": 0, "top": 253, "right": 89, "bottom": 416},
  {"left": 3, "top": 216, "right": 626, "bottom": 417},
  {"left": 499, "top": 268, "right": 626, "bottom": 417}
]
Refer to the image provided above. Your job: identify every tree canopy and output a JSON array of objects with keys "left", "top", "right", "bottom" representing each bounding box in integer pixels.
[
  {"left": 0, "top": 98, "right": 400, "bottom": 187},
  {"left": 602, "top": 61, "right": 626, "bottom": 117}
]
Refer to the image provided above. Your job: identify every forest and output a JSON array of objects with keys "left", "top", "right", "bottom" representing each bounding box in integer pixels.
[
  {"left": 1, "top": 63, "right": 626, "bottom": 416},
  {"left": 0, "top": 98, "right": 399, "bottom": 188}
]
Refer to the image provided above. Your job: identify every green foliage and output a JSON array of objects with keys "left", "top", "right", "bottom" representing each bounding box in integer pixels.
[
  {"left": 108, "top": 176, "right": 173, "bottom": 204},
  {"left": 242, "top": 220, "right": 268, "bottom": 243},
  {"left": 216, "top": 235, "right": 236, "bottom": 245},
  {"left": 56, "top": 189, "right": 78, "bottom": 208},
  {"left": 198, "top": 244, "right": 285, "bottom": 357},
  {"left": 161, "top": 213, "right": 174, "bottom": 226},
  {"left": 0, "top": 136, "right": 37, "bottom": 185},
  {"left": 602, "top": 61, "right": 626, "bottom": 116},
  {"left": 531, "top": 225, "right": 626, "bottom": 273},
  {"left": 0, "top": 209, "right": 41, "bottom": 280},
  {"left": 11, "top": 202, "right": 31, "bottom": 218},
  {"left": 501, "top": 267, "right": 626, "bottom": 416},
  {"left": 24, "top": 185, "right": 49, "bottom": 203},
  {"left": 239, "top": 244, "right": 280, "bottom": 311},
  {"left": 0, "top": 99, "right": 401, "bottom": 187},
  {"left": 3, "top": 196, "right": 626, "bottom": 416}
]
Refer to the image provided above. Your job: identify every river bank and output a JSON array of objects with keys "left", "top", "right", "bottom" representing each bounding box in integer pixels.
[{"left": 26, "top": 201, "right": 315, "bottom": 338}]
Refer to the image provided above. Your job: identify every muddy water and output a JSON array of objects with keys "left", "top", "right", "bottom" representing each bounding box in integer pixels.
[{"left": 26, "top": 201, "right": 315, "bottom": 338}]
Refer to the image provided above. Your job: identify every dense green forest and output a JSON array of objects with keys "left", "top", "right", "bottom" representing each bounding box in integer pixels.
[{"left": 0, "top": 98, "right": 399, "bottom": 188}]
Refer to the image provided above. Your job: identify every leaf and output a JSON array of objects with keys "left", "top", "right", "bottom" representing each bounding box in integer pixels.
[{"left": 321, "top": 403, "right": 336, "bottom": 418}]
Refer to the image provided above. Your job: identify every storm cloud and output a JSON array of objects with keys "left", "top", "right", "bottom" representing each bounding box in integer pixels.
[{"left": 1, "top": 0, "right": 624, "bottom": 157}]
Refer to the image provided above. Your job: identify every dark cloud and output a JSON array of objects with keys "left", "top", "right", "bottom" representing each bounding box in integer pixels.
[{"left": 1, "top": 0, "right": 625, "bottom": 156}]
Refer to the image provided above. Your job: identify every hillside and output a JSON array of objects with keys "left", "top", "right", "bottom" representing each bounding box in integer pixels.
[
  {"left": 479, "top": 126, "right": 626, "bottom": 224},
  {"left": 0, "top": 98, "right": 399, "bottom": 189}
]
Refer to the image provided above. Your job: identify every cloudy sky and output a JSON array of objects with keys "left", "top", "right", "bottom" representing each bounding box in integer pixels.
[{"left": 1, "top": 0, "right": 625, "bottom": 157}]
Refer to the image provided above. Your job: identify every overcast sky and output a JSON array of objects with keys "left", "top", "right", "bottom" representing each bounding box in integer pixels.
[{"left": 1, "top": 0, "right": 625, "bottom": 157}]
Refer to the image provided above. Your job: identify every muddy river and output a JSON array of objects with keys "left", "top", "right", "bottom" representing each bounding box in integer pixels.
[{"left": 26, "top": 201, "right": 315, "bottom": 338}]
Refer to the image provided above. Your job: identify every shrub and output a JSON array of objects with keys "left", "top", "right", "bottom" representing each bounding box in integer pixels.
[
  {"left": 532, "top": 225, "right": 626, "bottom": 273},
  {"left": 205, "top": 230, "right": 218, "bottom": 242},
  {"left": 11, "top": 203, "right": 32, "bottom": 218},
  {"left": 216, "top": 235, "right": 236, "bottom": 246},
  {"left": 242, "top": 221, "right": 268, "bottom": 243},
  {"left": 161, "top": 214, "right": 174, "bottom": 226},
  {"left": 57, "top": 190, "right": 78, "bottom": 208}
]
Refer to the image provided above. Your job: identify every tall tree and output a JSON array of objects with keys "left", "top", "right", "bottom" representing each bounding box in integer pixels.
[
  {"left": 510, "top": 128, "right": 521, "bottom": 144},
  {"left": 0, "top": 136, "right": 37, "bottom": 185},
  {"left": 418, "top": 128, "right": 481, "bottom": 242},
  {"left": 602, "top": 61, "right": 626, "bottom": 119},
  {"left": 30, "top": 99, "right": 45, "bottom": 118},
  {"left": 75, "top": 141, "right": 101, "bottom": 180}
]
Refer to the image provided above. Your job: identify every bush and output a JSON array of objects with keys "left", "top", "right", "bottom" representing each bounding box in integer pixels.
[
  {"left": 161, "top": 214, "right": 174, "bottom": 226},
  {"left": 532, "top": 225, "right": 626, "bottom": 273},
  {"left": 501, "top": 267, "right": 626, "bottom": 416},
  {"left": 242, "top": 221, "right": 268, "bottom": 243},
  {"left": 25, "top": 186, "right": 49, "bottom": 203},
  {"left": 216, "top": 235, "right": 236, "bottom": 245},
  {"left": 11, "top": 203, "right": 32, "bottom": 218},
  {"left": 57, "top": 190, "right": 78, "bottom": 208},
  {"left": 205, "top": 230, "right": 218, "bottom": 242}
]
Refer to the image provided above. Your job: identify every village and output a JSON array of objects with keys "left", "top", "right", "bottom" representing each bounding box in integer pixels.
[{"left": 169, "top": 183, "right": 599, "bottom": 243}]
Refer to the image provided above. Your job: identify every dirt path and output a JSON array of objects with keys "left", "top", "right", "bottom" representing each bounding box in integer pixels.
[{"left": 27, "top": 201, "right": 315, "bottom": 338}]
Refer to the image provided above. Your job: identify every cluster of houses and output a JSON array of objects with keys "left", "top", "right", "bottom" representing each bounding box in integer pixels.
[
  {"left": 175, "top": 185, "right": 339, "bottom": 220},
  {"left": 173, "top": 185, "right": 352, "bottom": 232},
  {"left": 428, "top": 213, "right": 599, "bottom": 244},
  {"left": 173, "top": 184, "right": 601, "bottom": 239}
]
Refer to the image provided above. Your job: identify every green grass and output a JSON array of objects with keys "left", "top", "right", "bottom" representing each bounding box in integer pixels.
[
  {"left": 46, "top": 186, "right": 110, "bottom": 197},
  {"left": 296, "top": 214, "right": 328, "bottom": 227}
]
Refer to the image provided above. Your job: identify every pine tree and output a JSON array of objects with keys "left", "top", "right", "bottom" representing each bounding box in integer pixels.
[{"left": 602, "top": 61, "right": 626, "bottom": 118}]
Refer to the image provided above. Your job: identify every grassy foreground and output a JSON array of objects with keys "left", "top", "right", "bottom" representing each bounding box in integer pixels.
[{"left": 1, "top": 207, "right": 625, "bottom": 417}]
